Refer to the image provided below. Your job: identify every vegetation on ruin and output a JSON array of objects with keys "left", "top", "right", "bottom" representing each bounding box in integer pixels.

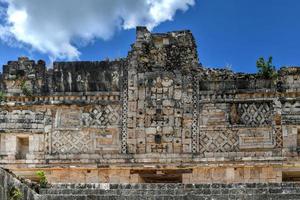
[
  {"left": 0, "top": 91, "right": 5, "bottom": 102},
  {"left": 36, "top": 170, "right": 48, "bottom": 188},
  {"left": 20, "top": 80, "right": 33, "bottom": 97},
  {"left": 256, "top": 56, "right": 278, "bottom": 79},
  {"left": 13, "top": 71, "right": 33, "bottom": 97},
  {"left": 9, "top": 186, "right": 23, "bottom": 200}
]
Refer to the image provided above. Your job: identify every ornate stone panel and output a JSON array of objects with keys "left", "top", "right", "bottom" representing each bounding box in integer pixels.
[
  {"left": 143, "top": 73, "right": 181, "bottom": 153},
  {"left": 282, "top": 101, "right": 300, "bottom": 125},
  {"left": 50, "top": 105, "right": 121, "bottom": 154},
  {"left": 232, "top": 102, "right": 273, "bottom": 126},
  {"left": 82, "top": 105, "right": 121, "bottom": 128},
  {"left": 121, "top": 66, "right": 128, "bottom": 153},
  {"left": 199, "top": 128, "right": 239, "bottom": 153},
  {"left": 51, "top": 131, "right": 93, "bottom": 154},
  {"left": 92, "top": 128, "right": 119, "bottom": 152},
  {"left": 283, "top": 101, "right": 300, "bottom": 114},
  {"left": 274, "top": 126, "right": 283, "bottom": 148},
  {"left": 125, "top": 70, "right": 196, "bottom": 154},
  {"left": 55, "top": 109, "right": 81, "bottom": 128},
  {"left": 191, "top": 74, "right": 199, "bottom": 153},
  {"left": 238, "top": 128, "right": 274, "bottom": 149},
  {"left": 93, "top": 129, "right": 113, "bottom": 148},
  {"left": 0, "top": 109, "right": 50, "bottom": 130}
]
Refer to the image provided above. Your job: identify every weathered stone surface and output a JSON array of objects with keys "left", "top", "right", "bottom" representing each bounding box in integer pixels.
[
  {"left": 0, "top": 27, "right": 299, "bottom": 188},
  {"left": 2, "top": 168, "right": 300, "bottom": 200}
]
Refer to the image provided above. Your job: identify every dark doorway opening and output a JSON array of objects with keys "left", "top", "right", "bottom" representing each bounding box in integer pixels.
[
  {"left": 131, "top": 169, "right": 192, "bottom": 183},
  {"left": 16, "top": 137, "right": 29, "bottom": 160},
  {"left": 282, "top": 171, "right": 300, "bottom": 182}
]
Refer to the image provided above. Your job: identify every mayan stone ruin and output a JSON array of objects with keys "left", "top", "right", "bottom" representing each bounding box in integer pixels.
[{"left": 0, "top": 26, "right": 300, "bottom": 199}]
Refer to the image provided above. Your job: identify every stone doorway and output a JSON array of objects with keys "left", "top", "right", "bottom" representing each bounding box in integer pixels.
[
  {"left": 16, "top": 137, "right": 29, "bottom": 160},
  {"left": 131, "top": 169, "right": 192, "bottom": 183},
  {"left": 282, "top": 171, "right": 300, "bottom": 182}
]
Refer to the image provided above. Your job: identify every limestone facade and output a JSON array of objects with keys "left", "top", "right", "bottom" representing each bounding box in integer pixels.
[{"left": 0, "top": 27, "right": 299, "bottom": 184}]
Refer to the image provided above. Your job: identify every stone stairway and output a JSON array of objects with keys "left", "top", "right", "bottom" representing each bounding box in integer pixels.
[
  {"left": 3, "top": 167, "right": 300, "bottom": 200},
  {"left": 39, "top": 183, "right": 300, "bottom": 200}
]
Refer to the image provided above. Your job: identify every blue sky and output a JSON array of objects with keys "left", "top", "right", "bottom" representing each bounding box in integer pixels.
[{"left": 0, "top": 0, "right": 300, "bottom": 73}]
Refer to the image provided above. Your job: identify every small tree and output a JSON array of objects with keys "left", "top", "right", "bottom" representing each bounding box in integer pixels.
[
  {"left": 256, "top": 56, "right": 277, "bottom": 79},
  {"left": 36, "top": 171, "right": 48, "bottom": 188}
]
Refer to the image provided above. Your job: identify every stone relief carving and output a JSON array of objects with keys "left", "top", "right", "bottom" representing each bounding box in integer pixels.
[
  {"left": 236, "top": 102, "right": 273, "bottom": 126},
  {"left": 142, "top": 73, "right": 186, "bottom": 153},
  {"left": 93, "top": 128, "right": 118, "bottom": 150},
  {"left": 49, "top": 105, "right": 121, "bottom": 154},
  {"left": 144, "top": 74, "right": 179, "bottom": 153},
  {"left": 121, "top": 67, "right": 128, "bottom": 153},
  {"left": 281, "top": 101, "right": 300, "bottom": 125},
  {"left": 199, "top": 128, "right": 239, "bottom": 153},
  {"left": 55, "top": 109, "right": 81, "bottom": 128},
  {"left": 191, "top": 74, "right": 199, "bottom": 153},
  {"left": 82, "top": 105, "right": 120, "bottom": 128},
  {"left": 283, "top": 101, "right": 300, "bottom": 114},
  {"left": 0, "top": 109, "right": 50, "bottom": 130},
  {"left": 125, "top": 70, "right": 198, "bottom": 154},
  {"left": 51, "top": 131, "right": 93, "bottom": 154},
  {"left": 238, "top": 128, "right": 274, "bottom": 149},
  {"left": 274, "top": 126, "right": 283, "bottom": 148}
]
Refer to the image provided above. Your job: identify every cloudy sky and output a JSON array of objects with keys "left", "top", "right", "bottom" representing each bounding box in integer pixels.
[{"left": 0, "top": 0, "right": 299, "bottom": 72}]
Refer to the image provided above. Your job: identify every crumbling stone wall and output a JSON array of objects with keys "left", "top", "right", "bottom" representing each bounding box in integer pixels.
[
  {"left": 0, "top": 168, "right": 40, "bottom": 200},
  {"left": 0, "top": 27, "right": 299, "bottom": 184}
]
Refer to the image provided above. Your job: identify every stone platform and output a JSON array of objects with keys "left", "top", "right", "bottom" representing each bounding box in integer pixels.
[{"left": 2, "top": 167, "right": 300, "bottom": 200}]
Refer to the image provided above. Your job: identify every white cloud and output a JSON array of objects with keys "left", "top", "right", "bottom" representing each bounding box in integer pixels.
[{"left": 0, "top": 0, "right": 195, "bottom": 60}]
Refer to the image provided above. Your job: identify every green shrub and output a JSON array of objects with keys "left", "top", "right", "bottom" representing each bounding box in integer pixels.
[
  {"left": 36, "top": 170, "right": 48, "bottom": 188},
  {"left": 0, "top": 91, "right": 5, "bottom": 102},
  {"left": 20, "top": 80, "right": 32, "bottom": 97},
  {"left": 9, "top": 186, "right": 23, "bottom": 200},
  {"left": 256, "top": 56, "right": 277, "bottom": 79}
]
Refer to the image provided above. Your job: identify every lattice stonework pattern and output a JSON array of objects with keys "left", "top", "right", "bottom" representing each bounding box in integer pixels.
[
  {"left": 191, "top": 74, "right": 199, "bottom": 153},
  {"left": 121, "top": 67, "right": 128, "bottom": 153},
  {"left": 51, "top": 131, "right": 93, "bottom": 154},
  {"left": 82, "top": 105, "right": 120, "bottom": 128},
  {"left": 274, "top": 126, "right": 283, "bottom": 148},
  {"left": 237, "top": 102, "right": 272, "bottom": 126},
  {"left": 199, "top": 129, "right": 239, "bottom": 153}
]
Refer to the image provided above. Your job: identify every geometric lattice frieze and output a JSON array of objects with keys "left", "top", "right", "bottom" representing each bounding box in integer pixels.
[
  {"left": 82, "top": 105, "right": 120, "bottom": 128},
  {"left": 236, "top": 102, "right": 273, "bottom": 126},
  {"left": 283, "top": 101, "right": 300, "bottom": 114},
  {"left": 121, "top": 66, "right": 128, "bottom": 153},
  {"left": 274, "top": 126, "right": 283, "bottom": 148},
  {"left": 282, "top": 101, "right": 300, "bottom": 125},
  {"left": 51, "top": 131, "right": 93, "bottom": 154},
  {"left": 199, "top": 129, "right": 239, "bottom": 154},
  {"left": 191, "top": 74, "right": 199, "bottom": 153}
]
